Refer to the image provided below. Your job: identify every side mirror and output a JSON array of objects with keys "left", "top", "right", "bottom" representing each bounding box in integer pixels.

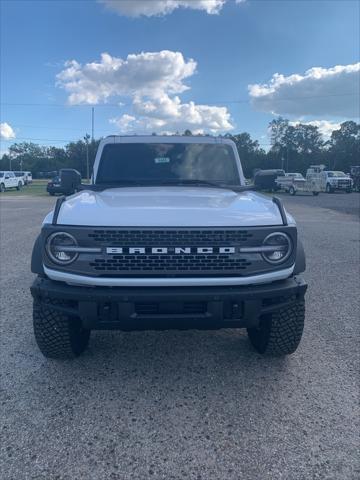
[{"left": 60, "top": 169, "right": 82, "bottom": 195}]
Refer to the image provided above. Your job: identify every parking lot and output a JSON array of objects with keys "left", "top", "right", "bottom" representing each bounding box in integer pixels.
[{"left": 0, "top": 192, "right": 359, "bottom": 480}]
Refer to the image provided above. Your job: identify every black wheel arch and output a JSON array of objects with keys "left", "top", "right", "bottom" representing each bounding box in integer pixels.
[
  {"left": 294, "top": 238, "right": 306, "bottom": 274},
  {"left": 31, "top": 234, "right": 45, "bottom": 275}
]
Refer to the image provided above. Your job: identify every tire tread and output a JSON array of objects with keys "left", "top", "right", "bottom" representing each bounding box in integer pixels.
[
  {"left": 248, "top": 298, "right": 305, "bottom": 356},
  {"left": 33, "top": 299, "right": 90, "bottom": 359}
]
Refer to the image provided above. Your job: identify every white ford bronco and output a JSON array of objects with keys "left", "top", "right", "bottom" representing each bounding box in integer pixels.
[{"left": 31, "top": 136, "right": 307, "bottom": 359}]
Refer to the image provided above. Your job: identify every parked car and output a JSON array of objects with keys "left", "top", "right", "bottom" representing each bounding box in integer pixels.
[
  {"left": 46, "top": 175, "right": 62, "bottom": 196},
  {"left": 21, "top": 171, "right": 33, "bottom": 185},
  {"left": 46, "top": 169, "right": 81, "bottom": 196},
  {"left": 254, "top": 169, "right": 285, "bottom": 191},
  {"left": 13, "top": 171, "right": 26, "bottom": 187},
  {"left": 0, "top": 171, "right": 23, "bottom": 192},
  {"left": 322, "top": 171, "right": 353, "bottom": 193},
  {"left": 31, "top": 135, "right": 307, "bottom": 359}
]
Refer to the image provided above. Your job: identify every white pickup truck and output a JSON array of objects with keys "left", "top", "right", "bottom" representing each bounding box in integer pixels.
[
  {"left": 0, "top": 171, "right": 23, "bottom": 192},
  {"left": 30, "top": 136, "right": 307, "bottom": 359},
  {"left": 306, "top": 165, "right": 353, "bottom": 193}
]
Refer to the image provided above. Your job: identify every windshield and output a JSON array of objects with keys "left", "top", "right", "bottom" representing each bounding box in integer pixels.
[
  {"left": 96, "top": 143, "right": 241, "bottom": 186},
  {"left": 327, "top": 171, "right": 347, "bottom": 177}
]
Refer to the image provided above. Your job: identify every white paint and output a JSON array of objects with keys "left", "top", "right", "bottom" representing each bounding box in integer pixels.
[{"left": 44, "top": 265, "right": 295, "bottom": 287}]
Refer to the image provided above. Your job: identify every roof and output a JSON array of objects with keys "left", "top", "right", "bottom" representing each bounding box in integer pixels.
[{"left": 103, "top": 135, "right": 234, "bottom": 145}]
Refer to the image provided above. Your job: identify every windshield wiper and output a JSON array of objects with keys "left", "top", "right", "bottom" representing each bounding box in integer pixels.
[
  {"left": 160, "top": 179, "right": 226, "bottom": 188},
  {"left": 159, "top": 179, "right": 256, "bottom": 193}
]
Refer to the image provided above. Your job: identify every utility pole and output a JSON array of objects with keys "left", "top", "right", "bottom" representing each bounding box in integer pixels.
[
  {"left": 286, "top": 146, "right": 289, "bottom": 172},
  {"left": 91, "top": 107, "right": 94, "bottom": 142},
  {"left": 84, "top": 134, "right": 90, "bottom": 182}
]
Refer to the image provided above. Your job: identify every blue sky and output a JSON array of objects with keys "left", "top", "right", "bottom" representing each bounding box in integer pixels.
[{"left": 0, "top": 0, "right": 359, "bottom": 153}]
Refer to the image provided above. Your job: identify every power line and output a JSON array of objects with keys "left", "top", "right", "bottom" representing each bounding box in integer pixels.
[
  {"left": 0, "top": 135, "right": 274, "bottom": 146},
  {"left": 0, "top": 92, "right": 358, "bottom": 108}
]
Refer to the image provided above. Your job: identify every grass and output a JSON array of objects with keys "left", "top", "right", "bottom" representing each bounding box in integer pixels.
[{"left": 0, "top": 179, "right": 50, "bottom": 197}]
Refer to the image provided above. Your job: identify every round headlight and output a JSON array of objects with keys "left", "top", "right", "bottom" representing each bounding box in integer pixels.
[
  {"left": 262, "top": 232, "right": 292, "bottom": 264},
  {"left": 46, "top": 232, "right": 78, "bottom": 265}
]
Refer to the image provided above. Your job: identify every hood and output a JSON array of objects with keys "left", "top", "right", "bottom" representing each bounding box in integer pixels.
[{"left": 50, "top": 187, "right": 288, "bottom": 227}]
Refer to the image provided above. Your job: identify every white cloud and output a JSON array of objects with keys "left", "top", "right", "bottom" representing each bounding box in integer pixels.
[
  {"left": 111, "top": 94, "right": 233, "bottom": 134},
  {"left": 58, "top": 51, "right": 233, "bottom": 134},
  {"left": 0, "top": 122, "right": 16, "bottom": 140},
  {"left": 99, "top": 0, "right": 228, "bottom": 17},
  {"left": 110, "top": 114, "right": 136, "bottom": 131},
  {"left": 57, "top": 51, "right": 196, "bottom": 105},
  {"left": 289, "top": 120, "right": 341, "bottom": 140},
  {"left": 249, "top": 63, "right": 360, "bottom": 118}
]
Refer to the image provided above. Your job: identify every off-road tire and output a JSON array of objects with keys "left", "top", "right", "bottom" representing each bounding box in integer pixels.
[
  {"left": 247, "top": 298, "right": 305, "bottom": 355},
  {"left": 33, "top": 298, "right": 90, "bottom": 359}
]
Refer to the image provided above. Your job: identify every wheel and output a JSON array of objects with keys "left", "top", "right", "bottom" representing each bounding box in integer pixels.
[
  {"left": 33, "top": 298, "right": 90, "bottom": 359},
  {"left": 247, "top": 298, "right": 305, "bottom": 355},
  {"left": 16, "top": 182, "right": 22, "bottom": 191},
  {"left": 49, "top": 192, "right": 55, "bottom": 196},
  {"left": 0, "top": 183, "right": 5, "bottom": 193},
  {"left": 289, "top": 186, "right": 296, "bottom": 195},
  {"left": 325, "top": 183, "right": 332, "bottom": 193},
  {"left": 312, "top": 191, "right": 319, "bottom": 196}
]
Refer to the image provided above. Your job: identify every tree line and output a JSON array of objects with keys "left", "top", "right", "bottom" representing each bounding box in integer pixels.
[{"left": 1, "top": 119, "right": 359, "bottom": 179}]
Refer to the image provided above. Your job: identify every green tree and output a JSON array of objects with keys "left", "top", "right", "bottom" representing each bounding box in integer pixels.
[
  {"left": 268, "top": 118, "right": 324, "bottom": 173},
  {"left": 225, "top": 132, "right": 266, "bottom": 177},
  {"left": 327, "top": 121, "right": 360, "bottom": 171}
]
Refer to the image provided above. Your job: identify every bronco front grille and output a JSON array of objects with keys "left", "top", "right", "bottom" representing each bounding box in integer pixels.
[
  {"left": 42, "top": 226, "right": 297, "bottom": 278},
  {"left": 86, "top": 228, "right": 254, "bottom": 276},
  {"left": 88, "top": 229, "right": 253, "bottom": 245}
]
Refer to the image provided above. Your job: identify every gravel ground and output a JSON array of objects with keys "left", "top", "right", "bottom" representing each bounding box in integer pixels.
[
  {"left": 277, "top": 190, "right": 360, "bottom": 217},
  {"left": 0, "top": 193, "right": 359, "bottom": 480}
]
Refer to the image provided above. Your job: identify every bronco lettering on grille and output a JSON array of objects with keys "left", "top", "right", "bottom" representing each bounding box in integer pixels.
[{"left": 106, "top": 247, "right": 236, "bottom": 255}]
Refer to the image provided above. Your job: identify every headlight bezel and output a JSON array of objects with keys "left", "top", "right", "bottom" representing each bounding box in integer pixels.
[
  {"left": 261, "top": 232, "right": 292, "bottom": 265},
  {"left": 46, "top": 231, "right": 79, "bottom": 265}
]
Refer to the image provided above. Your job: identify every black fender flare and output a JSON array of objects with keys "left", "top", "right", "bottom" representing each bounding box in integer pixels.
[
  {"left": 294, "top": 239, "right": 306, "bottom": 274},
  {"left": 31, "top": 234, "right": 45, "bottom": 275}
]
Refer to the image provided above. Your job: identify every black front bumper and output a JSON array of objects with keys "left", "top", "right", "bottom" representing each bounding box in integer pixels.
[{"left": 31, "top": 276, "right": 307, "bottom": 331}]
